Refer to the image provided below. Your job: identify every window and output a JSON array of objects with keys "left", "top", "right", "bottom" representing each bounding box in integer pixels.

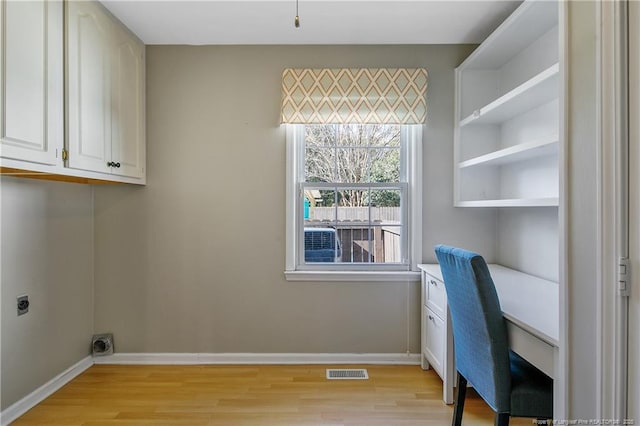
[
  {"left": 281, "top": 68, "right": 427, "bottom": 280},
  {"left": 285, "top": 123, "right": 422, "bottom": 281}
]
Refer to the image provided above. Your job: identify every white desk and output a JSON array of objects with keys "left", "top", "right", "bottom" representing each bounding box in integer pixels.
[
  {"left": 418, "top": 264, "right": 559, "bottom": 403},
  {"left": 489, "top": 265, "right": 559, "bottom": 377}
]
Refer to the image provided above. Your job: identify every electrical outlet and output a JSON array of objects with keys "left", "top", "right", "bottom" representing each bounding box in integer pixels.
[{"left": 17, "top": 295, "right": 29, "bottom": 316}]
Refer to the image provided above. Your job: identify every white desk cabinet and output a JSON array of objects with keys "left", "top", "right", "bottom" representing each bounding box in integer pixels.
[
  {"left": 419, "top": 264, "right": 455, "bottom": 404},
  {"left": 0, "top": 0, "right": 63, "bottom": 166},
  {"left": 419, "top": 263, "right": 559, "bottom": 405},
  {"left": 67, "top": 0, "right": 145, "bottom": 180}
]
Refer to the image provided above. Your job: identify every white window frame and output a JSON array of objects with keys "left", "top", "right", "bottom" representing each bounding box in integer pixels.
[{"left": 284, "top": 124, "right": 422, "bottom": 282}]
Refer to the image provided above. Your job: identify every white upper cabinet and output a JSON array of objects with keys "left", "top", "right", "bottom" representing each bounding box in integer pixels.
[
  {"left": 0, "top": 0, "right": 144, "bottom": 184},
  {"left": 66, "top": 1, "right": 145, "bottom": 181},
  {"left": 0, "top": 0, "right": 63, "bottom": 166},
  {"left": 111, "top": 22, "right": 145, "bottom": 179},
  {"left": 454, "top": 0, "right": 559, "bottom": 207},
  {"left": 67, "top": 0, "right": 112, "bottom": 174}
]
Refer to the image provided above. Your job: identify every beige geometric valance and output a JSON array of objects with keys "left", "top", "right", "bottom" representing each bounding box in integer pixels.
[{"left": 281, "top": 68, "right": 428, "bottom": 124}]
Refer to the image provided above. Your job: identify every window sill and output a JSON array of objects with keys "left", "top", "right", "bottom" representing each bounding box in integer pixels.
[{"left": 284, "top": 270, "right": 421, "bottom": 282}]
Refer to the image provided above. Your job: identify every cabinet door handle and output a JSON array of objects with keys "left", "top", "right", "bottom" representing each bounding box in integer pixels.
[
  {"left": 107, "top": 161, "right": 113, "bottom": 167},
  {"left": 430, "top": 280, "right": 437, "bottom": 286},
  {"left": 115, "top": 162, "right": 121, "bottom": 168},
  {"left": 428, "top": 315, "right": 434, "bottom": 321}
]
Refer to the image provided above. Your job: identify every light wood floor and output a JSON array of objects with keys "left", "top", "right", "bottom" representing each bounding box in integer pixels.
[{"left": 14, "top": 365, "right": 536, "bottom": 425}]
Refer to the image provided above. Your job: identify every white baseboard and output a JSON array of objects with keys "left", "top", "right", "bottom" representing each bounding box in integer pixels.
[
  {"left": 0, "top": 356, "right": 93, "bottom": 426},
  {"left": 92, "top": 352, "right": 421, "bottom": 365}
]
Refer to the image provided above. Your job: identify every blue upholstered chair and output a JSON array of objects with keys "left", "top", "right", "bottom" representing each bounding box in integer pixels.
[{"left": 434, "top": 245, "right": 553, "bottom": 426}]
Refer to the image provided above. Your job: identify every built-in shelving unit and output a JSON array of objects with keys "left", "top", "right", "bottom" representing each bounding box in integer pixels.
[
  {"left": 443, "top": 0, "right": 562, "bottom": 414},
  {"left": 454, "top": 0, "right": 559, "bottom": 207}
]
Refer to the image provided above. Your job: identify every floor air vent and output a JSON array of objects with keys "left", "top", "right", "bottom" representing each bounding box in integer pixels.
[{"left": 326, "top": 368, "right": 369, "bottom": 380}]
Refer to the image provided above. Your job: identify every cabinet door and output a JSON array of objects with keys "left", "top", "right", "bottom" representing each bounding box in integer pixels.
[
  {"left": 425, "top": 308, "right": 445, "bottom": 377},
  {"left": 66, "top": 0, "right": 111, "bottom": 174},
  {"left": 111, "top": 24, "right": 145, "bottom": 179},
  {"left": 0, "top": 0, "right": 62, "bottom": 166}
]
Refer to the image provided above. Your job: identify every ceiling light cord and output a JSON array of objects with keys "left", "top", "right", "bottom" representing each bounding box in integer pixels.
[{"left": 295, "top": 0, "right": 300, "bottom": 28}]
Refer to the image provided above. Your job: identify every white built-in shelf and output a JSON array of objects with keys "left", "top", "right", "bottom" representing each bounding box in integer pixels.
[
  {"left": 459, "top": 135, "right": 559, "bottom": 169},
  {"left": 460, "top": 1, "right": 558, "bottom": 70},
  {"left": 454, "top": 0, "right": 559, "bottom": 209},
  {"left": 456, "top": 198, "right": 559, "bottom": 208},
  {"left": 459, "top": 63, "right": 559, "bottom": 127}
]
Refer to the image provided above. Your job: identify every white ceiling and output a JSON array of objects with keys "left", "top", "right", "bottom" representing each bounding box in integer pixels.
[{"left": 99, "top": 0, "right": 522, "bottom": 45}]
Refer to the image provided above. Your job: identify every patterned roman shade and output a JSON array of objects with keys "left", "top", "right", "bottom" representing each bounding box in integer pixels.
[{"left": 281, "top": 68, "right": 428, "bottom": 124}]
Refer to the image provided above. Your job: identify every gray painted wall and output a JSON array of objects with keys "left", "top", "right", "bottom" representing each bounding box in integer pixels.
[
  {"left": 93, "top": 44, "right": 497, "bottom": 353},
  {"left": 0, "top": 177, "right": 94, "bottom": 409}
]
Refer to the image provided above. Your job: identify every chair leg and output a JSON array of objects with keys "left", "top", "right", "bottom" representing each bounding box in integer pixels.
[
  {"left": 452, "top": 372, "right": 467, "bottom": 426},
  {"left": 494, "top": 413, "right": 509, "bottom": 426}
]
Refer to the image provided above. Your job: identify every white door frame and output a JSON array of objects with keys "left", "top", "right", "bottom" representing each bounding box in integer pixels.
[
  {"left": 564, "top": 0, "right": 631, "bottom": 421},
  {"left": 627, "top": 0, "right": 639, "bottom": 421},
  {"left": 597, "top": 0, "right": 630, "bottom": 421}
]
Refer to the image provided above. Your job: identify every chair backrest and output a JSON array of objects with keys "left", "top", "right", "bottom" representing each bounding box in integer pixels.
[{"left": 434, "top": 245, "right": 511, "bottom": 413}]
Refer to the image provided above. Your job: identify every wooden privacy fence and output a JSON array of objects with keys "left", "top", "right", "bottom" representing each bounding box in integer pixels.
[{"left": 309, "top": 207, "right": 400, "bottom": 222}]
